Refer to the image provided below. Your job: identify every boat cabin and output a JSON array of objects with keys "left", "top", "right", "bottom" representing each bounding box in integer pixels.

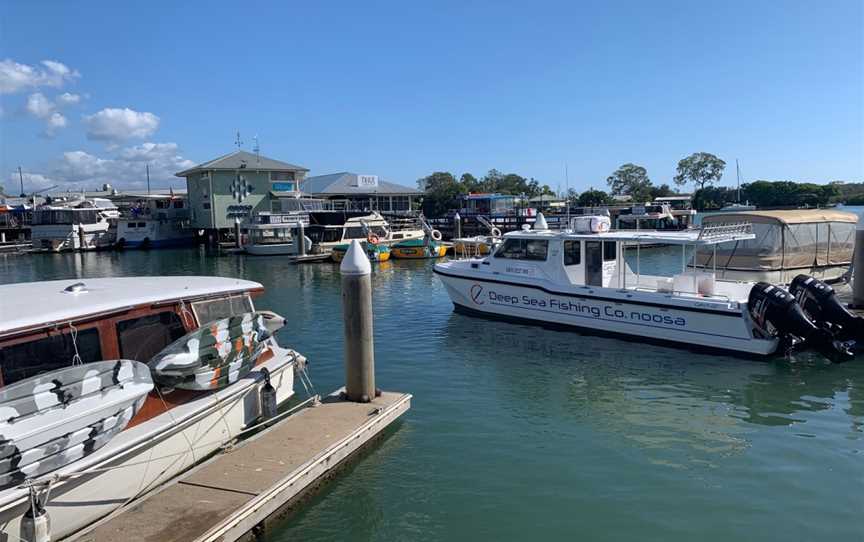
[
  {"left": 0, "top": 277, "right": 262, "bottom": 388},
  {"left": 480, "top": 217, "right": 756, "bottom": 303}
]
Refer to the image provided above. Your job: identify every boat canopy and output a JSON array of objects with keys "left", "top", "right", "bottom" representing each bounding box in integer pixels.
[
  {"left": 696, "top": 210, "right": 857, "bottom": 271},
  {"left": 514, "top": 221, "right": 755, "bottom": 247}
]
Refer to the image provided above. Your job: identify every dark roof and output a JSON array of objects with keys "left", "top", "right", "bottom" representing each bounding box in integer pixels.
[
  {"left": 176, "top": 150, "right": 308, "bottom": 177},
  {"left": 300, "top": 172, "right": 422, "bottom": 196}
]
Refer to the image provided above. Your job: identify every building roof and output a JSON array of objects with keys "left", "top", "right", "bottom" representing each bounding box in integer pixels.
[
  {"left": 300, "top": 172, "right": 421, "bottom": 196},
  {"left": 703, "top": 209, "right": 858, "bottom": 225},
  {"left": 0, "top": 276, "right": 263, "bottom": 338},
  {"left": 176, "top": 150, "right": 309, "bottom": 177}
]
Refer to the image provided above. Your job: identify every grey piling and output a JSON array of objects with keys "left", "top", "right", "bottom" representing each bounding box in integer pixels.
[
  {"left": 454, "top": 212, "right": 461, "bottom": 239},
  {"left": 298, "top": 221, "right": 306, "bottom": 256},
  {"left": 852, "top": 215, "right": 864, "bottom": 308},
  {"left": 234, "top": 218, "right": 242, "bottom": 249},
  {"left": 340, "top": 239, "right": 376, "bottom": 402}
]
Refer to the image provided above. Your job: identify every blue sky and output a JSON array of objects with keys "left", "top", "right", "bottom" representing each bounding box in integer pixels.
[{"left": 0, "top": 0, "right": 861, "bottom": 193}]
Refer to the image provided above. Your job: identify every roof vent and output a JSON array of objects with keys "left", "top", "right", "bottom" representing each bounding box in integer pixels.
[{"left": 63, "top": 282, "right": 88, "bottom": 294}]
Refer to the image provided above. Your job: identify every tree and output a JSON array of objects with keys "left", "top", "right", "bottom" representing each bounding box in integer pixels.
[
  {"left": 577, "top": 189, "right": 613, "bottom": 207},
  {"left": 606, "top": 163, "right": 652, "bottom": 202},
  {"left": 419, "top": 171, "right": 464, "bottom": 217},
  {"left": 673, "top": 152, "right": 726, "bottom": 191},
  {"left": 649, "top": 184, "right": 675, "bottom": 200},
  {"left": 459, "top": 173, "right": 479, "bottom": 192},
  {"left": 693, "top": 186, "right": 736, "bottom": 211}
]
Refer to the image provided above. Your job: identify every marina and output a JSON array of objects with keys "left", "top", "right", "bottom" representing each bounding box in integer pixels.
[
  {"left": 2, "top": 2, "right": 862, "bottom": 539},
  {"left": 0, "top": 231, "right": 862, "bottom": 540}
]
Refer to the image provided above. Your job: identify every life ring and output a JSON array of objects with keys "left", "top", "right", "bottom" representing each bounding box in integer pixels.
[
  {"left": 367, "top": 234, "right": 380, "bottom": 244},
  {"left": 431, "top": 229, "right": 443, "bottom": 241},
  {"left": 491, "top": 227, "right": 502, "bottom": 238}
]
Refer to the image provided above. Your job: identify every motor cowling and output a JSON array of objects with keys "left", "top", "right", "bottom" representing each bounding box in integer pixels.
[
  {"left": 748, "top": 282, "right": 853, "bottom": 362},
  {"left": 789, "top": 274, "right": 864, "bottom": 342}
]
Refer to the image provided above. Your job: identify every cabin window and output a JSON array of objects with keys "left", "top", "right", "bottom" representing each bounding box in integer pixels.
[
  {"left": 191, "top": 295, "right": 254, "bottom": 325},
  {"left": 344, "top": 227, "right": 367, "bottom": 239},
  {"left": 564, "top": 240, "right": 581, "bottom": 266},
  {"left": 494, "top": 238, "right": 548, "bottom": 261},
  {"left": 173, "top": 200, "right": 184, "bottom": 209},
  {"left": 0, "top": 328, "right": 103, "bottom": 386},
  {"left": 156, "top": 200, "right": 170, "bottom": 209},
  {"left": 603, "top": 241, "right": 616, "bottom": 262},
  {"left": 116, "top": 312, "right": 187, "bottom": 362},
  {"left": 371, "top": 226, "right": 388, "bottom": 237}
]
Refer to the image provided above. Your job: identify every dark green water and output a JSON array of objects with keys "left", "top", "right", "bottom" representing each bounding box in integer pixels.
[{"left": 1, "top": 248, "right": 862, "bottom": 541}]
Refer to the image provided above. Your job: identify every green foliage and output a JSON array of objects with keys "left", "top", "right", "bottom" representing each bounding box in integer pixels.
[
  {"left": 418, "top": 172, "right": 464, "bottom": 217},
  {"left": 606, "top": 163, "right": 652, "bottom": 202},
  {"left": 692, "top": 186, "right": 737, "bottom": 210},
  {"left": 649, "top": 184, "right": 675, "bottom": 200},
  {"left": 577, "top": 189, "right": 613, "bottom": 207},
  {"left": 673, "top": 152, "right": 726, "bottom": 191},
  {"left": 742, "top": 180, "right": 836, "bottom": 208}
]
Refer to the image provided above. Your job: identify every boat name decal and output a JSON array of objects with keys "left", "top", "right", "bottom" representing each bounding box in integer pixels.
[{"left": 483, "top": 288, "right": 687, "bottom": 327}]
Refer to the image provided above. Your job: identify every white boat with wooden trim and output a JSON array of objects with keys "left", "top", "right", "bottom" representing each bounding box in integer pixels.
[
  {"left": 434, "top": 213, "right": 860, "bottom": 360},
  {"left": 0, "top": 276, "right": 301, "bottom": 540}
]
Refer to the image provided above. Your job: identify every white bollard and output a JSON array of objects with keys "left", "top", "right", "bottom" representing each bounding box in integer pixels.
[
  {"left": 852, "top": 215, "right": 864, "bottom": 307},
  {"left": 340, "top": 240, "right": 376, "bottom": 402}
]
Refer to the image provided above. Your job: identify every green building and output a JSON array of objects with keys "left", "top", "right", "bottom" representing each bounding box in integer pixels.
[{"left": 177, "top": 150, "right": 308, "bottom": 231}]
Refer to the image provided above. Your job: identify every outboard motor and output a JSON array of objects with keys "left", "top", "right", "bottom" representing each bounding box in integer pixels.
[
  {"left": 789, "top": 274, "right": 864, "bottom": 343},
  {"left": 748, "top": 282, "right": 854, "bottom": 362}
]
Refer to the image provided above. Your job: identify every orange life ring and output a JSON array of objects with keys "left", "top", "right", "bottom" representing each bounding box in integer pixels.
[{"left": 367, "top": 234, "right": 380, "bottom": 244}]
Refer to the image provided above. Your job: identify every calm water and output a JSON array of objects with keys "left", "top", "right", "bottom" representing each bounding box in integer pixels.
[{"left": 1, "top": 246, "right": 862, "bottom": 541}]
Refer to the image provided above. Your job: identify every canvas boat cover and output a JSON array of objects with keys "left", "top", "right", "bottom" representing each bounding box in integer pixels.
[{"left": 696, "top": 210, "right": 858, "bottom": 271}]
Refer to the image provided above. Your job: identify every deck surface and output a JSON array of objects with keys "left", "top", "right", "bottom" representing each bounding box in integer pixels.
[{"left": 72, "top": 390, "right": 411, "bottom": 542}]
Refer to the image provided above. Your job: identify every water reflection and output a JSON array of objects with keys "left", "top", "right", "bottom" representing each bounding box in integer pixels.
[{"left": 440, "top": 313, "right": 863, "bottom": 466}]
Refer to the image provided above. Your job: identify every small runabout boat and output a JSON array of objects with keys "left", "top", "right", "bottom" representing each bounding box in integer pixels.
[
  {"left": 434, "top": 213, "right": 862, "bottom": 360},
  {"left": 0, "top": 276, "right": 302, "bottom": 540},
  {"left": 331, "top": 240, "right": 391, "bottom": 262},
  {"left": 695, "top": 210, "right": 857, "bottom": 284},
  {"left": 391, "top": 238, "right": 447, "bottom": 259}
]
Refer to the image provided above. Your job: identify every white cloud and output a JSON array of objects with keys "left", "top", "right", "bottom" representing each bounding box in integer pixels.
[
  {"left": 25, "top": 92, "right": 55, "bottom": 118},
  {"left": 7, "top": 142, "right": 195, "bottom": 192},
  {"left": 84, "top": 108, "right": 160, "bottom": 142},
  {"left": 0, "top": 59, "right": 80, "bottom": 94},
  {"left": 24, "top": 92, "right": 74, "bottom": 136},
  {"left": 56, "top": 92, "right": 81, "bottom": 105}
]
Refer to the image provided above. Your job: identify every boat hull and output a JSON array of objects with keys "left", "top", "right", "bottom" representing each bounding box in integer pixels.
[
  {"left": 434, "top": 268, "right": 777, "bottom": 356},
  {"left": 244, "top": 243, "right": 298, "bottom": 256},
  {"left": 0, "top": 342, "right": 297, "bottom": 541},
  {"left": 392, "top": 244, "right": 447, "bottom": 259}
]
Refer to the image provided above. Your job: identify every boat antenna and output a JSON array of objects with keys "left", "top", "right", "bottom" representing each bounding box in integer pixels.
[
  {"left": 565, "top": 163, "right": 571, "bottom": 230},
  {"left": 146, "top": 163, "right": 151, "bottom": 195},
  {"left": 736, "top": 159, "right": 741, "bottom": 203},
  {"left": 18, "top": 165, "right": 25, "bottom": 197}
]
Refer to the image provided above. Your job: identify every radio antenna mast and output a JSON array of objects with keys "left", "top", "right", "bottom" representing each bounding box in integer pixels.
[
  {"left": 253, "top": 135, "right": 260, "bottom": 163},
  {"left": 565, "top": 163, "right": 571, "bottom": 229},
  {"left": 235, "top": 131, "right": 243, "bottom": 150}
]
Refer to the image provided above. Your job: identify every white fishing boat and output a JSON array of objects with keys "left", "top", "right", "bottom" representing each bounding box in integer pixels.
[
  {"left": 306, "top": 211, "right": 425, "bottom": 251},
  {"left": 115, "top": 194, "right": 195, "bottom": 249},
  {"left": 434, "top": 213, "right": 859, "bottom": 360},
  {"left": 243, "top": 212, "right": 312, "bottom": 256},
  {"left": 0, "top": 276, "right": 302, "bottom": 540},
  {"left": 30, "top": 204, "right": 115, "bottom": 252}
]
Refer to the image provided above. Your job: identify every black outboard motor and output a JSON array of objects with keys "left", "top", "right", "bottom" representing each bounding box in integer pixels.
[
  {"left": 748, "top": 282, "right": 854, "bottom": 362},
  {"left": 789, "top": 274, "right": 864, "bottom": 343}
]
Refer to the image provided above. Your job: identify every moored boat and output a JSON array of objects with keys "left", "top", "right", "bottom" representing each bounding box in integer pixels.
[
  {"left": 331, "top": 241, "right": 391, "bottom": 262},
  {"left": 0, "top": 276, "right": 302, "bottom": 540},
  {"left": 434, "top": 213, "right": 859, "bottom": 360},
  {"left": 391, "top": 238, "right": 447, "bottom": 259}
]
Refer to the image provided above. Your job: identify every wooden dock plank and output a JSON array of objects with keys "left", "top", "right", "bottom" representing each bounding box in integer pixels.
[{"left": 73, "top": 390, "right": 411, "bottom": 542}]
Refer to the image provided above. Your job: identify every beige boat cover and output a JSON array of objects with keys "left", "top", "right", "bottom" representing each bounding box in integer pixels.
[{"left": 696, "top": 210, "right": 857, "bottom": 270}]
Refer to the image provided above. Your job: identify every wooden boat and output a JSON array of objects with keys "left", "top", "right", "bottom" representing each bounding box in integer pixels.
[
  {"left": 331, "top": 241, "right": 391, "bottom": 263},
  {"left": 0, "top": 360, "right": 152, "bottom": 489},
  {"left": 391, "top": 238, "right": 447, "bottom": 259},
  {"left": 0, "top": 276, "right": 302, "bottom": 540}
]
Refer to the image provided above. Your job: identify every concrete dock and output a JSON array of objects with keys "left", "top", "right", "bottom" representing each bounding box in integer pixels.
[{"left": 70, "top": 389, "right": 411, "bottom": 542}]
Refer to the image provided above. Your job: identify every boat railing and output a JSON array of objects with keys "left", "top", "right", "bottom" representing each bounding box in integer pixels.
[{"left": 696, "top": 221, "right": 752, "bottom": 242}]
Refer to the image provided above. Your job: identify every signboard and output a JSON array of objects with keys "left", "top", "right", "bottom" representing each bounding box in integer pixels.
[
  {"left": 226, "top": 205, "right": 253, "bottom": 220},
  {"left": 355, "top": 175, "right": 379, "bottom": 188}
]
